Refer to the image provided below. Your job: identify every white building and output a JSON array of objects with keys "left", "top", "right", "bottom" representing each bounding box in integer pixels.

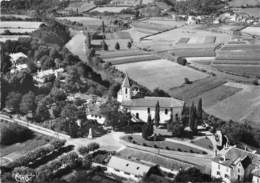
[
  {"left": 252, "top": 169, "right": 260, "bottom": 183},
  {"left": 211, "top": 146, "right": 260, "bottom": 183},
  {"left": 117, "top": 74, "right": 184, "bottom": 123},
  {"left": 9, "top": 52, "right": 27, "bottom": 65},
  {"left": 33, "top": 68, "right": 64, "bottom": 83},
  {"left": 107, "top": 156, "right": 154, "bottom": 181}
]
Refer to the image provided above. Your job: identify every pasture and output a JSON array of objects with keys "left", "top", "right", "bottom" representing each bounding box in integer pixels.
[
  {"left": 90, "top": 6, "right": 128, "bottom": 13},
  {"left": 206, "top": 82, "right": 260, "bottom": 126},
  {"left": 116, "top": 59, "right": 208, "bottom": 91},
  {"left": 241, "top": 26, "right": 260, "bottom": 36},
  {"left": 57, "top": 16, "right": 103, "bottom": 26}
]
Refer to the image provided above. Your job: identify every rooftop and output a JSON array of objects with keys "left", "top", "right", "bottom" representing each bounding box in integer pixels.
[
  {"left": 107, "top": 156, "right": 152, "bottom": 176},
  {"left": 122, "top": 96, "right": 184, "bottom": 108},
  {"left": 213, "top": 146, "right": 260, "bottom": 168}
]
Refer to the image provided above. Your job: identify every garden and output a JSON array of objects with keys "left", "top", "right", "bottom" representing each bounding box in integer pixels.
[{"left": 121, "top": 134, "right": 208, "bottom": 155}]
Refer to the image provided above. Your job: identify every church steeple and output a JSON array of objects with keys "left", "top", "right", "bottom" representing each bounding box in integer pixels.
[
  {"left": 117, "top": 73, "right": 132, "bottom": 102},
  {"left": 122, "top": 73, "right": 131, "bottom": 88}
]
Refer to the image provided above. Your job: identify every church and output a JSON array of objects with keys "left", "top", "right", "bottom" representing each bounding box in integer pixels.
[{"left": 117, "top": 74, "right": 184, "bottom": 123}]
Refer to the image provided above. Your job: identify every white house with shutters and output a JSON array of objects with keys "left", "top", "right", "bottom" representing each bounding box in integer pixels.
[
  {"left": 211, "top": 146, "right": 260, "bottom": 183},
  {"left": 117, "top": 74, "right": 184, "bottom": 123}
]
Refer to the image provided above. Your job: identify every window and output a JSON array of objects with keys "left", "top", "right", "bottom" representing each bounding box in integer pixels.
[
  {"left": 217, "top": 171, "right": 220, "bottom": 175},
  {"left": 136, "top": 113, "right": 139, "bottom": 119},
  {"left": 147, "top": 107, "right": 150, "bottom": 113},
  {"left": 165, "top": 109, "right": 168, "bottom": 114},
  {"left": 125, "top": 88, "right": 128, "bottom": 94},
  {"left": 218, "top": 165, "right": 220, "bottom": 169}
]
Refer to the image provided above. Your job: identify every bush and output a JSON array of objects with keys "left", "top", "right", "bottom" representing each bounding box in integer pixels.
[
  {"left": 127, "top": 136, "right": 133, "bottom": 141},
  {"left": 50, "top": 139, "right": 66, "bottom": 149},
  {"left": 177, "top": 57, "right": 187, "bottom": 66},
  {"left": 143, "top": 143, "right": 147, "bottom": 146},
  {"left": 132, "top": 140, "right": 136, "bottom": 144},
  {"left": 78, "top": 146, "right": 90, "bottom": 155},
  {"left": 184, "top": 77, "right": 192, "bottom": 84},
  {"left": 0, "top": 123, "right": 34, "bottom": 145},
  {"left": 253, "top": 79, "right": 259, "bottom": 85},
  {"left": 153, "top": 144, "right": 158, "bottom": 148},
  {"left": 82, "top": 155, "right": 92, "bottom": 169},
  {"left": 88, "top": 142, "right": 100, "bottom": 152}
]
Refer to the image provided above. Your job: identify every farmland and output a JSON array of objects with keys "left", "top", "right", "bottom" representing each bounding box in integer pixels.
[
  {"left": 90, "top": 6, "right": 129, "bottom": 13},
  {"left": 229, "top": 0, "right": 260, "bottom": 7},
  {"left": 0, "top": 21, "right": 42, "bottom": 33},
  {"left": 213, "top": 65, "right": 260, "bottom": 78},
  {"left": 241, "top": 26, "right": 260, "bottom": 36},
  {"left": 0, "top": 35, "right": 29, "bottom": 42},
  {"left": 132, "top": 22, "right": 174, "bottom": 34},
  {"left": 116, "top": 59, "right": 208, "bottom": 90},
  {"left": 57, "top": 16, "right": 103, "bottom": 26},
  {"left": 206, "top": 82, "right": 260, "bottom": 127}
]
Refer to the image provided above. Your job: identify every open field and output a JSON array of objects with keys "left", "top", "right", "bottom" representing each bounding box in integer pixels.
[
  {"left": 242, "top": 26, "right": 260, "bottom": 36},
  {"left": 106, "top": 31, "right": 131, "bottom": 39},
  {"left": 98, "top": 49, "right": 150, "bottom": 59},
  {"left": 141, "top": 18, "right": 186, "bottom": 27},
  {"left": 206, "top": 82, "right": 260, "bottom": 126},
  {"left": 132, "top": 22, "right": 173, "bottom": 34},
  {"left": 104, "top": 54, "right": 160, "bottom": 65},
  {"left": 92, "top": 39, "right": 131, "bottom": 50},
  {"left": 0, "top": 35, "right": 30, "bottom": 42},
  {"left": 168, "top": 77, "right": 226, "bottom": 101},
  {"left": 213, "top": 64, "right": 260, "bottom": 78},
  {"left": 117, "top": 148, "right": 192, "bottom": 170},
  {"left": 0, "top": 14, "right": 31, "bottom": 18},
  {"left": 145, "top": 24, "right": 232, "bottom": 46},
  {"left": 90, "top": 6, "right": 128, "bottom": 13},
  {"left": 0, "top": 21, "right": 42, "bottom": 28},
  {"left": 116, "top": 59, "right": 208, "bottom": 90},
  {"left": 237, "top": 8, "right": 260, "bottom": 17},
  {"left": 57, "top": 16, "right": 103, "bottom": 26}
]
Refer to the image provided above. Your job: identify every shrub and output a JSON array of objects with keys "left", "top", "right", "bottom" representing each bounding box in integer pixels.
[
  {"left": 50, "top": 139, "right": 66, "bottom": 149},
  {"left": 253, "top": 79, "right": 259, "bottom": 85},
  {"left": 87, "top": 142, "right": 100, "bottom": 152},
  {"left": 184, "top": 78, "right": 192, "bottom": 84},
  {"left": 143, "top": 143, "right": 147, "bottom": 146},
  {"left": 177, "top": 57, "right": 187, "bottom": 66},
  {"left": 132, "top": 141, "right": 136, "bottom": 144},
  {"left": 153, "top": 144, "right": 158, "bottom": 148},
  {"left": 178, "top": 148, "right": 182, "bottom": 152},
  {"left": 82, "top": 155, "right": 92, "bottom": 169},
  {"left": 0, "top": 123, "right": 34, "bottom": 145},
  {"left": 190, "top": 150, "right": 194, "bottom": 153},
  {"left": 78, "top": 146, "right": 90, "bottom": 155},
  {"left": 166, "top": 146, "right": 170, "bottom": 150},
  {"left": 115, "top": 42, "right": 120, "bottom": 50},
  {"left": 127, "top": 136, "right": 133, "bottom": 141}
]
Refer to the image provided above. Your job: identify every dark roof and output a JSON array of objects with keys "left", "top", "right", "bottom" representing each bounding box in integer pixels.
[
  {"left": 122, "top": 96, "right": 184, "bottom": 108},
  {"left": 213, "top": 147, "right": 260, "bottom": 168}
]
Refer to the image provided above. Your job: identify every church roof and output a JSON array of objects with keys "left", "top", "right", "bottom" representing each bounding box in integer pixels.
[
  {"left": 122, "top": 96, "right": 184, "bottom": 108},
  {"left": 122, "top": 74, "right": 131, "bottom": 88}
]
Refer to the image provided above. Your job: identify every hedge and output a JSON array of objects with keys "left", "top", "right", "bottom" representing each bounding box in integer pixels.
[{"left": 78, "top": 142, "right": 100, "bottom": 155}]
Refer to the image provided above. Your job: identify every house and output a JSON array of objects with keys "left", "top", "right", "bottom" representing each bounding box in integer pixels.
[
  {"left": 117, "top": 74, "right": 184, "bottom": 123},
  {"left": 252, "top": 169, "right": 260, "bottom": 183},
  {"left": 107, "top": 156, "right": 155, "bottom": 181},
  {"left": 10, "top": 63, "right": 28, "bottom": 73},
  {"left": 9, "top": 52, "right": 27, "bottom": 65},
  {"left": 211, "top": 146, "right": 260, "bottom": 183},
  {"left": 33, "top": 68, "right": 64, "bottom": 84}
]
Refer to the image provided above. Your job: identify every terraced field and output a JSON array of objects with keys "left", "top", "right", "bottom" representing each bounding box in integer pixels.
[
  {"left": 116, "top": 59, "right": 208, "bottom": 90},
  {"left": 213, "top": 65, "right": 260, "bottom": 78}
]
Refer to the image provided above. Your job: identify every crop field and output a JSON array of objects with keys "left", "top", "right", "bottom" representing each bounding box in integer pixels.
[
  {"left": 104, "top": 54, "right": 160, "bottom": 65},
  {"left": 206, "top": 82, "right": 260, "bottom": 126},
  {"left": 213, "top": 60, "right": 260, "bottom": 65},
  {"left": 117, "top": 148, "right": 192, "bottom": 170},
  {"left": 242, "top": 26, "right": 260, "bottom": 36},
  {"left": 0, "top": 35, "right": 30, "bottom": 42},
  {"left": 191, "top": 137, "right": 213, "bottom": 150},
  {"left": 57, "top": 16, "right": 103, "bottom": 26},
  {"left": 141, "top": 18, "right": 186, "bottom": 27},
  {"left": 116, "top": 59, "right": 208, "bottom": 90},
  {"left": 170, "top": 45, "right": 216, "bottom": 57},
  {"left": 229, "top": 0, "right": 260, "bottom": 7},
  {"left": 98, "top": 49, "right": 150, "bottom": 59},
  {"left": 168, "top": 77, "right": 226, "bottom": 101},
  {"left": 106, "top": 31, "right": 131, "bottom": 39},
  {"left": 132, "top": 22, "right": 173, "bottom": 34},
  {"left": 90, "top": 6, "right": 128, "bottom": 13},
  {"left": 213, "top": 64, "right": 260, "bottom": 78},
  {"left": 0, "top": 21, "right": 42, "bottom": 28}
]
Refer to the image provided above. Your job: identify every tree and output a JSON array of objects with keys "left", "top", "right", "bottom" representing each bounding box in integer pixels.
[
  {"left": 127, "top": 41, "right": 132, "bottom": 49},
  {"left": 154, "top": 101, "right": 160, "bottom": 127},
  {"left": 85, "top": 32, "right": 91, "bottom": 49},
  {"left": 82, "top": 155, "right": 92, "bottom": 169},
  {"left": 152, "top": 88, "right": 170, "bottom": 97},
  {"left": 197, "top": 98, "right": 203, "bottom": 124},
  {"left": 172, "top": 123, "right": 184, "bottom": 137},
  {"left": 12, "top": 166, "right": 36, "bottom": 183},
  {"left": 189, "top": 102, "right": 197, "bottom": 134},
  {"left": 1, "top": 53, "right": 12, "bottom": 73},
  {"left": 40, "top": 55, "right": 55, "bottom": 70},
  {"left": 101, "top": 40, "right": 108, "bottom": 51},
  {"left": 101, "top": 21, "right": 105, "bottom": 35},
  {"left": 19, "top": 91, "right": 36, "bottom": 115},
  {"left": 177, "top": 57, "right": 187, "bottom": 66},
  {"left": 35, "top": 96, "right": 51, "bottom": 122},
  {"left": 181, "top": 102, "right": 189, "bottom": 126},
  {"left": 143, "top": 113, "right": 153, "bottom": 139},
  {"left": 115, "top": 42, "right": 120, "bottom": 50},
  {"left": 5, "top": 92, "right": 22, "bottom": 112}
]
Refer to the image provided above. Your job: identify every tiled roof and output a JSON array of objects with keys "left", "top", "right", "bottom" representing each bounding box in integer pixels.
[
  {"left": 213, "top": 147, "right": 260, "bottom": 168},
  {"left": 122, "top": 96, "right": 184, "bottom": 108},
  {"left": 107, "top": 156, "right": 151, "bottom": 176}
]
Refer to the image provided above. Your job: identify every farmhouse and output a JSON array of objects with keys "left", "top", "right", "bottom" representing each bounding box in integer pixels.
[
  {"left": 211, "top": 146, "right": 260, "bottom": 183},
  {"left": 117, "top": 74, "right": 184, "bottom": 123}
]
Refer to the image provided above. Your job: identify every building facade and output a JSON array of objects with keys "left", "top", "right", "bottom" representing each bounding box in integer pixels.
[{"left": 117, "top": 74, "right": 184, "bottom": 123}]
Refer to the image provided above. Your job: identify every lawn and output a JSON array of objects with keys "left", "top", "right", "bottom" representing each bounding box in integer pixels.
[
  {"left": 116, "top": 59, "right": 208, "bottom": 91},
  {"left": 168, "top": 77, "right": 226, "bottom": 101},
  {"left": 122, "top": 135, "right": 207, "bottom": 154},
  {"left": 191, "top": 137, "right": 213, "bottom": 150},
  {"left": 117, "top": 148, "right": 192, "bottom": 170}
]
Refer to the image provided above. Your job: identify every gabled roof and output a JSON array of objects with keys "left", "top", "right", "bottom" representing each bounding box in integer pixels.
[
  {"left": 213, "top": 147, "right": 260, "bottom": 169},
  {"left": 122, "top": 96, "right": 184, "bottom": 108},
  {"left": 122, "top": 74, "right": 131, "bottom": 88},
  {"left": 107, "top": 156, "right": 152, "bottom": 176}
]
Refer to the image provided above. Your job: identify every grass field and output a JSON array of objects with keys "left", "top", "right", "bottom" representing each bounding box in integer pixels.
[
  {"left": 90, "top": 6, "right": 128, "bottom": 13},
  {"left": 168, "top": 77, "right": 226, "bottom": 101},
  {"left": 206, "top": 82, "right": 260, "bottom": 126},
  {"left": 57, "top": 16, "right": 103, "bottom": 26},
  {"left": 0, "top": 21, "right": 42, "bottom": 28},
  {"left": 117, "top": 148, "right": 192, "bottom": 170},
  {"left": 242, "top": 26, "right": 260, "bottom": 36},
  {"left": 104, "top": 54, "right": 160, "bottom": 65},
  {"left": 213, "top": 64, "right": 260, "bottom": 78},
  {"left": 0, "top": 121, "right": 52, "bottom": 160},
  {"left": 191, "top": 137, "right": 213, "bottom": 150},
  {"left": 122, "top": 135, "right": 207, "bottom": 154},
  {"left": 99, "top": 49, "right": 150, "bottom": 59},
  {"left": 116, "top": 59, "right": 208, "bottom": 91}
]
